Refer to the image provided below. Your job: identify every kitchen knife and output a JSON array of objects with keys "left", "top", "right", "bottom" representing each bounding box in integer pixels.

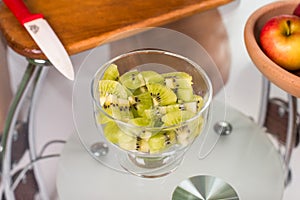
[{"left": 3, "top": 0, "right": 75, "bottom": 80}]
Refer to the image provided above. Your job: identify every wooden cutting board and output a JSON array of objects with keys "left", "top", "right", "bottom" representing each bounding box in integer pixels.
[{"left": 0, "top": 0, "right": 233, "bottom": 59}]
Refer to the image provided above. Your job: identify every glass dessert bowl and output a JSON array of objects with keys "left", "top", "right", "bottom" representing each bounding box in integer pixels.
[{"left": 91, "top": 49, "right": 212, "bottom": 177}]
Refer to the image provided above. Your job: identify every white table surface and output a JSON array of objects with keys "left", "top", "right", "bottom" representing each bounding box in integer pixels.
[{"left": 56, "top": 100, "right": 285, "bottom": 200}]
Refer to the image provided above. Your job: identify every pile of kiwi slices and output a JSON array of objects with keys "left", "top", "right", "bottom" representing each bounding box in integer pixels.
[{"left": 95, "top": 64, "right": 205, "bottom": 154}]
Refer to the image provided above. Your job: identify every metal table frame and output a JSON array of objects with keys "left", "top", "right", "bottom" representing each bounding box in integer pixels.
[
  {"left": 0, "top": 59, "right": 53, "bottom": 200},
  {"left": 258, "top": 76, "right": 298, "bottom": 185}
]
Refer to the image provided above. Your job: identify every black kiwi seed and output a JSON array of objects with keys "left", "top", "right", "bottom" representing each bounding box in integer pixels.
[
  {"left": 133, "top": 104, "right": 138, "bottom": 110},
  {"left": 164, "top": 133, "right": 171, "bottom": 145},
  {"left": 179, "top": 104, "right": 185, "bottom": 110},
  {"left": 131, "top": 74, "right": 136, "bottom": 81},
  {"left": 136, "top": 137, "right": 142, "bottom": 150}
]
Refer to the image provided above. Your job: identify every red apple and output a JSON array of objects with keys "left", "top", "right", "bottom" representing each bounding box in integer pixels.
[
  {"left": 293, "top": 3, "right": 300, "bottom": 17},
  {"left": 260, "top": 14, "right": 300, "bottom": 71}
]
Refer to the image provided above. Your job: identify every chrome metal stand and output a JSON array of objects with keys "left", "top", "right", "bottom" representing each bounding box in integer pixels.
[
  {"left": 0, "top": 59, "right": 50, "bottom": 199},
  {"left": 258, "top": 76, "right": 298, "bottom": 186}
]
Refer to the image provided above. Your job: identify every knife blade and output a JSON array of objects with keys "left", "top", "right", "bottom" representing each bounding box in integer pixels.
[{"left": 3, "top": 0, "right": 75, "bottom": 80}]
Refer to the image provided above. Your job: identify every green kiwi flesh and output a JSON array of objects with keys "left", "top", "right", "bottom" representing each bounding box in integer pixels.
[
  {"left": 128, "top": 92, "right": 153, "bottom": 117},
  {"left": 140, "top": 71, "right": 164, "bottom": 84},
  {"left": 97, "top": 64, "right": 206, "bottom": 154},
  {"left": 119, "top": 70, "right": 145, "bottom": 90},
  {"left": 147, "top": 83, "right": 177, "bottom": 106},
  {"left": 174, "top": 88, "right": 194, "bottom": 102},
  {"left": 102, "top": 64, "right": 120, "bottom": 81},
  {"left": 162, "top": 72, "right": 192, "bottom": 82},
  {"left": 148, "top": 131, "right": 177, "bottom": 153},
  {"left": 98, "top": 80, "right": 128, "bottom": 105}
]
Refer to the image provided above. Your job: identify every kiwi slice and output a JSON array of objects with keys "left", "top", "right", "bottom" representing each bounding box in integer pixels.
[
  {"left": 162, "top": 110, "right": 195, "bottom": 126},
  {"left": 101, "top": 94, "right": 121, "bottom": 119},
  {"left": 117, "top": 98, "right": 134, "bottom": 121},
  {"left": 119, "top": 70, "right": 145, "bottom": 90},
  {"left": 128, "top": 92, "right": 153, "bottom": 117},
  {"left": 102, "top": 64, "right": 120, "bottom": 81},
  {"left": 117, "top": 132, "right": 136, "bottom": 150},
  {"left": 128, "top": 117, "right": 152, "bottom": 139},
  {"left": 103, "top": 121, "right": 150, "bottom": 152},
  {"left": 140, "top": 71, "right": 164, "bottom": 84},
  {"left": 103, "top": 121, "right": 122, "bottom": 144},
  {"left": 100, "top": 94, "right": 133, "bottom": 122},
  {"left": 148, "top": 131, "right": 176, "bottom": 153},
  {"left": 162, "top": 110, "right": 200, "bottom": 145},
  {"left": 162, "top": 72, "right": 194, "bottom": 102},
  {"left": 164, "top": 78, "right": 192, "bottom": 89},
  {"left": 175, "top": 125, "right": 192, "bottom": 145},
  {"left": 144, "top": 107, "right": 161, "bottom": 119},
  {"left": 103, "top": 122, "right": 140, "bottom": 151},
  {"left": 192, "top": 95, "right": 204, "bottom": 111},
  {"left": 143, "top": 108, "right": 164, "bottom": 127},
  {"left": 143, "top": 101, "right": 198, "bottom": 128},
  {"left": 162, "top": 72, "right": 192, "bottom": 82},
  {"left": 132, "top": 85, "right": 148, "bottom": 95},
  {"left": 135, "top": 137, "right": 150, "bottom": 153},
  {"left": 118, "top": 134, "right": 149, "bottom": 153},
  {"left": 159, "top": 101, "right": 198, "bottom": 114},
  {"left": 98, "top": 80, "right": 128, "bottom": 105},
  {"left": 128, "top": 117, "right": 151, "bottom": 127},
  {"left": 174, "top": 87, "right": 194, "bottom": 102},
  {"left": 176, "top": 117, "right": 204, "bottom": 145},
  {"left": 96, "top": 110, "right": 112, "bottom": 124},
  {"left": 147, "top": 83, "right": 177, "bottom": 106}
]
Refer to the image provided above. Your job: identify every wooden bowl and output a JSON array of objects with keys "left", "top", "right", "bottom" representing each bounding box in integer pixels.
[{"left": 244, "top": 1, "right": 300, "bottom": 98}]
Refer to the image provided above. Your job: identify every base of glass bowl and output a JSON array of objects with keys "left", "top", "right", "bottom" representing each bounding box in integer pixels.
[
  {"left": 88, "top": 130, "right": 190, "bottom": 178},
  {"left": 118, "top": 150, "right": 187, "bottom": 178}
]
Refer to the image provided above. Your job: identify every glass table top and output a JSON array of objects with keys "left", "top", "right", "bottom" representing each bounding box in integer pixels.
[{"left": 56, "top": 100, "right": 285, "bottom": 200}]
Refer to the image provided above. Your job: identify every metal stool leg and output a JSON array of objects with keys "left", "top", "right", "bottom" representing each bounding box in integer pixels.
[
  {"left": 258, "top": 75, "right": 298, "bottom": 186},
  {"left": 258, "top": 76, "right": 270, "bottom": 127},
  {"left": 285, "top": 95, "right": 298, "bottom": 165},
  {"left": 27, "top": 59, "right": 50, "bottom": 200},
  {"left": 0, "top": 59, "right": 49, "bottom": 199}
]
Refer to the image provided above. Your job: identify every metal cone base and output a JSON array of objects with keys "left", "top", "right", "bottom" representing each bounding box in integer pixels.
[{"left": 172, "top": 175, "right": 239, "bottom": 200}]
